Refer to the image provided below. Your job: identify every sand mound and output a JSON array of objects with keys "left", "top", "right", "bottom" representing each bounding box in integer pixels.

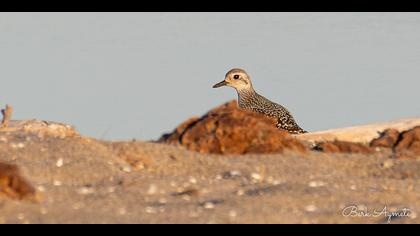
[
  {"left": 0, "top": 114, "right": 420, "bottom": 223},
  {"left": 159, "top": 100, "right": 306, "bottom": 155}
]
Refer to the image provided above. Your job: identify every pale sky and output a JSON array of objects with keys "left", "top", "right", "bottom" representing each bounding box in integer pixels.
[{"left": 1, "top": 12, "right": 419, "bottom": 140}]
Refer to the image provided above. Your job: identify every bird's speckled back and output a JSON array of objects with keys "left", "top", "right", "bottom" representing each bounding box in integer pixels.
[{"left": 237, "top": 88, "right": 307, "bottom": 134}]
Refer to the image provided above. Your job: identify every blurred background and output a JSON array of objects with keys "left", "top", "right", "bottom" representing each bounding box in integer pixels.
[{"left": 1, "top": 12, "right": 419, "bottom": 140}]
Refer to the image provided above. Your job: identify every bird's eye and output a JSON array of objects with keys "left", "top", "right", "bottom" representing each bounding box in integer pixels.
[{"left": 233, "top": 74, "right": 239, "bottom": 79}]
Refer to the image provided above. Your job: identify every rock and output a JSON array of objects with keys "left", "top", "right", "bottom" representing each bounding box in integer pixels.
[
  {"left": 369, "top": 126, "right": 420, "bottom": 158},
  {"left": 395, "top": 126, "right": 420, "bottom": 155},
  {"left": 296, "top": 118, "right": 420, "bottom": 144},
  {"left": 314, "top": 126, "right": 420, "bottom": 159},
  {"left": 159, "top": 117, "right": 200, "bottom": 144},
  {"left": 314, "top": 140, "right": 374, "bottom": 154},
  {"left": 0, "top": 120, "right": 78, "bottom": 138},
  {"left": 370, "top": 129, "right": 400, "bottom": 148},
  {"left": 0, "top": 162, "right": 37, "bottom": 200},
  {"left": 159, "top": 100, "right": 306, "bottom": 155},
  {"left": 309, "top": 123, "right": 420, "bottom": 156}
]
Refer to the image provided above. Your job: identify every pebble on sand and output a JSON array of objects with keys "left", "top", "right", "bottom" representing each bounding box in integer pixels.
[
  {"left": 56, "top": 158, "right": 64, "bottom": 167},
  {"left": 305, "top": 205, "right": 318, "bottom": 212}
]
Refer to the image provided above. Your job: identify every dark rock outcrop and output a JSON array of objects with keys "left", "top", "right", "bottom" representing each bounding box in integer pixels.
[
  {"left": 370, "top": 129, "right": 400, "bottom": 148},
  {"left": 313, "top": 126, "right": 420, "bottom": 157},
  {"left": 370, "top": 126, "right": 420, "bottom": 158},
  {"left": 0, "top": 162, "right": 37, "bottom": 200},
  {"left": 159, "top": 100, "right": 306, "bottom": 155},
  {"left": 314, "top": 140, "right": 374, "bottom": 154},
  {"left": 394, "top": 126, "right": 420, "bottom": 154}
]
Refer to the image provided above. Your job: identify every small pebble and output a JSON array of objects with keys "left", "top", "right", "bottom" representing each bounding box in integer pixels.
[
  {"left": 382, "top": 160, "right": 394, "bottom": 169},
  {"left": 56, "top": 158, "right": 64, "bottom": 167},
  {"left": 182, "top": 195, "right": 191, "bottom": 201},
  {"left": 78, "top": 187, "right": 95, "bottom": 195},
  {"left": 272, "top": 180, "right": 283, "bottom": 186},
  {"left": 215, "top": 175, "right": 223, "bottom": 180},
  {"left": 53, "top": 180, "right": 62, "bottom": 186},
  {"left": 174, "top": 188, "right": 200, "bottom": 198},
  {"left": 251, "top": 173, "right": 262, "bottom": 181},
  {"left": 145, "top": 207, "right": 157, "bottom": 214},
  {"left": 118, "top": 208, "right": 127, "bottom": 215},
  {"left": 203, "top": 202, "right": 215, "bottom": 209},
  {"left": 305, "top": 205, "right": 318, "bottom": 212},
  {"left": 122, "top": 166, "right": 132, "bottom": 173},
  {"left": 189, "top": 177, "right": 197, "bottom": 184},
  {"left": 17, "top": 213, "right": 25, "bottom": 220},
  {"left": 308, "top": 181, "right": 326, "bottom": 188},
  {"left": 147, "top": 184, "right": 158, "bottom": 195},
  {"left": 223, "top": 170, "right": 242, "bottom": 179},
  {"left": 37, "top": 186, "right": 46, "bottom": 192},
  {"left": 40, "top": 208, "right": 48, "bottom": 215},
  {"left": 229, "top": 210, "right": 237, "bottom": 218},
  {"left": 236, "top": 189, "right": 245, "bottom": 196},
  {"left": 158, "top": 198, "right": 167, "bottom": 204},
  {"left": 10, "top": 143, "right": 25, "bottom": 149}
]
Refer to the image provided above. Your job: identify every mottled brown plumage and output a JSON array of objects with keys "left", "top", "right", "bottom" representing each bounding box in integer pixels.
[{"left": 213, "top": 68, "right": 307, "bottom": 134}]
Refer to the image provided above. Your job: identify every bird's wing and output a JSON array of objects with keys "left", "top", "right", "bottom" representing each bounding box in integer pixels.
[{"left": 276, "top": 115, "right": 307, "bottom": 134}]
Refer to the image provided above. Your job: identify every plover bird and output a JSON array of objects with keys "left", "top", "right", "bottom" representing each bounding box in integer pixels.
[{"left": 213, "top": 68, "right": 307, "bottom": 134}]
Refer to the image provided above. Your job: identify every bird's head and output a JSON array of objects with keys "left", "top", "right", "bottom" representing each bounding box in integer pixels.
[{"left": 213, "top": 68, "right": 253, "bottom": 91}]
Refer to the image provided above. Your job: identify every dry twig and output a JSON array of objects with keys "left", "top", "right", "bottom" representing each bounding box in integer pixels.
[{"left": 1, "top": 104, "right": 13, "bottom": 128}]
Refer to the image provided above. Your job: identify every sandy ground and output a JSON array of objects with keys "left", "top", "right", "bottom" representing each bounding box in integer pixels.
[{"left": 0, "top": 129, "right": 419, "bottom": 224}]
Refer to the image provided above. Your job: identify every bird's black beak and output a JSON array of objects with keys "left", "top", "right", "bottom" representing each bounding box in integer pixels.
[{"left": 212, "top": 80, "right": 228, "bottom": 88}]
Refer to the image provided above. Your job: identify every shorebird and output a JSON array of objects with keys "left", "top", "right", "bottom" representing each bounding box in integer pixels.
[{"left": 213, "top": 68, "right": 307, "bottom": 134}]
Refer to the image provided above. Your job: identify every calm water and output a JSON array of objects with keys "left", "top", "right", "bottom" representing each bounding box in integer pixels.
[{"left": 1, "top": 12, "right": 419, "bottom": 140}]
